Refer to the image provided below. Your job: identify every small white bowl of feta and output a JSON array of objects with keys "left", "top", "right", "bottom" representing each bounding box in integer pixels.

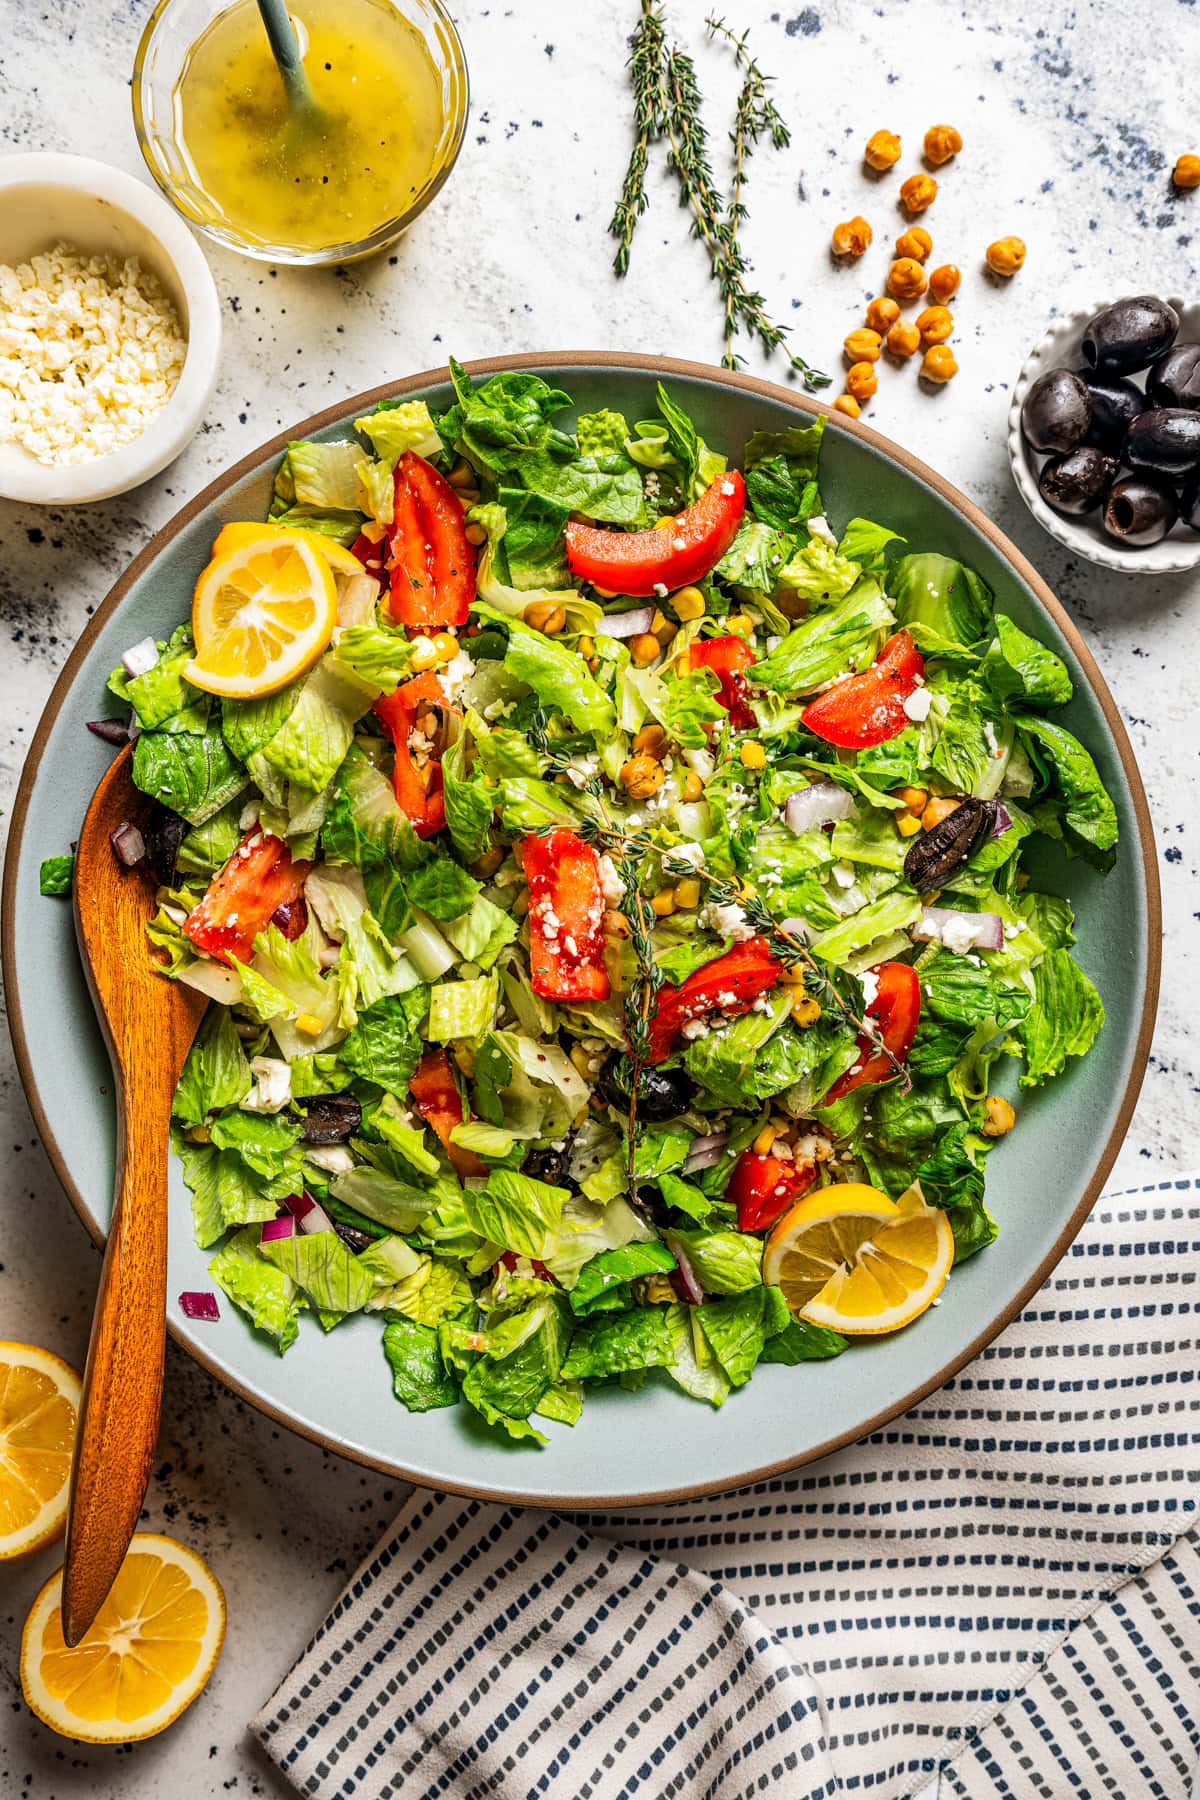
[{"left": 0, "top": 152, "right": 220, "bottom": 504}]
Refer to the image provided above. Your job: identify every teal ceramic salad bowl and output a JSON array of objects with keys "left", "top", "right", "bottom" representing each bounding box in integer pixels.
[{"left": 2, "top": 355, "right": 1160, "bottom": 1506}]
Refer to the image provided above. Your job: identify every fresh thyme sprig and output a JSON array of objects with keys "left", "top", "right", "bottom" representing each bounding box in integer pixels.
[
  {"left": 705, "top": 17, "right": 791, "bottom": 364},
  {"left": 610, "top": 0, "right": 669, "bottom": 276}
]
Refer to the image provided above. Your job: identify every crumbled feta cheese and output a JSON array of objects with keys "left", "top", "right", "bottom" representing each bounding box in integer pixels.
[
  {"left": 653, "top": 581, "right": 669, "bottom": 598},
  {"left": 305, "top": 1145, "right": 356, "bottom": 1175},
  {"left": 983, "top": 719, "right": 1003, "bottom": 758},
  {"left": 239, "top": 797, "right": 261, "bottom": 830},
  {"left": 807, "top": 513, "right": 836, "bottom": 543},
  {"left": 670, "top": 841, "right": 706, "bottom": 869},
  {"left": 941, "top": 913, "right": 981, "bottom": 954},
  {"left": 1003, "top": 920, "right": 1022, "bottom": 941},
  {"left": 681, "top": 1018, "right": 711, "bottom": 1040},
  {"left": 860, "top": 969, "right": 880, "bottom": 1008},
  {"left": 830, "top": 860, "right": 857, "bottom": 889},
  {"left": 721, "top": 479, "right": 736, "bottom": 497},
  {"left": 0, "top": 243, "right": 187, "bottom": 465},
  {"left": 700, "top": 900, "right": 755, "bottom": 942},
  {"left": 121, "top": 636, "right": 159, "bottom": 678},
  {"left": 564, "top": 752, "right": 601, "bottom": 790},
  {"left": 672, "top": 536, "right": 686, "bottom": 552},
  {"left": 682, "top": 746, "right": 715, "bottom": 782},
  {"left": 766, "top": 635, "right": 783, "bottom": 653},
  {"left": 241, "top": 1056, "right": 292, "bottom": 1114},
  {"left": 437, "top": 650, "right": 475, "bottom": 701},
  {"left": 597, "top": 854, "right": 625, "bottom": 903},
  {"left": 903, "top": 686, "right": 933, "bottom": 722}
]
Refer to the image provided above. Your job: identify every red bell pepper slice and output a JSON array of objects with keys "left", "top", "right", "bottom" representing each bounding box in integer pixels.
[
  {"left": 565, "top": 470, "right": 747, "bottom": 597},
  {"left": 822, "top": 961, "right": 921, "bottom": 1103},
  {"left": 183, "top": 831, "right": 311, "bottom": 967},
  {"left": 409, "top": 1047, "right": 485, "bottom": 1179},
  {"left": 646, "top": 935, "right": 783, "bottom": 1063},
  {"left": 387, "top": 451, "right": 476, "bottom": 630},
  {"left": 350, "top": 530, "right": 386, "bottom": 587},
  {"left": 800, "top": 629, "right": 925, "bottom": 749},
  {"left": 496, "top": 1249, "right": 556, "bottom": 1283},
  {"left": 686, "top": 634, "right": 757, "bottom": 730},
  {"left": 373, "top": 672, "right": 449, "bottom": 839},
  {"left": 521, "top": 830, "right": 611, "bottom": 1003},
  {"left": 729, "top": 1150, "right": 818, "bottom": 1234}
]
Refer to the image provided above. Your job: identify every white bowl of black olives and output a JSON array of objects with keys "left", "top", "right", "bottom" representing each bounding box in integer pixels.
[{"left": 1009, "top": 294, "right": 1200, "bottom": 571}]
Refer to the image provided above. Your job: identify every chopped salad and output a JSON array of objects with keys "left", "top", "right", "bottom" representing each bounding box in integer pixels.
[{"left": 98, "top": 360, "right": 1117, "bottom": 1445}]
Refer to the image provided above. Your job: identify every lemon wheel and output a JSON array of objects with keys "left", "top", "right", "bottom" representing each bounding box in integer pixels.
[
  {"left": 763, "top": 1181, "right": 954, "bottom": 1335},
  {"left": 210, "top": 519, "right": 365, "bottom": 578},
  {"left": 0, "top": 1342, "right": 81, "bottom": 1561},
  {"left": 186, "top": 527, "right": 337, "bottom": 698},
  {"left": 21, "top": 1533, "right": 226, "bottom": 1742}
]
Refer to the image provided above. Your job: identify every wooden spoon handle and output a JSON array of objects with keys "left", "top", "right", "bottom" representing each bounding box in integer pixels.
[{"left": 62, "top": 1070, "right": 167, "bottom": 1647}]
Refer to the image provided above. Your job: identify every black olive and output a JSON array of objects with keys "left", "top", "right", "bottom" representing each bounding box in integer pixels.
[
  {"left": 294, "top": 1093, "right": 362, "bottom": 1143},
  {"left": 1080, "top": 295, "right": 1178, "bottom": 375},
  {"left": 1103, "top": 475, "right": 1179, "bottom": 546},
  {"left": 903, "top": 798, "right": 998, "bottom": 892},
  {"left": 333, "top": 1220, "right": 374, "bottom": 1254},
  {"left": 598, "top": 1054, "right": 694, "bottom": 1122},
  {"left": 1021, "top": 368, "right": 1091, "bottom": 453},
  {"left": 1124, "top": 407, "right": 1200, "bottom": 478},
  {"left": 1180, "top": 480, "right": 1200, "bottom": 533},
  {"left": 1147, "top": 343, "right": 1200, "bottom": 409},
  {"left": 522, "top": 1144, "right": 571, "bottom": 1185},
  {"left": 1078, "top": 369, "right": 1147, "bottom": 452},
  {"left": 141, "top": 801, "right": 187, "bottom": 888},
  {"left": 1037, "top": 447, "right": 1117, "bottom": 516}
]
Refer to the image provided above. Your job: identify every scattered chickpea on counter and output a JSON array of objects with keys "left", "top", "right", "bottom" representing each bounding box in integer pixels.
[
  {"left": 1172, "top": 154, "right": 1200, "bottom": 189},
  {"left": 887, "top": 256, "right": 928, "bottom": 301},
  {"left": 864, "top": 128, "right": 902, "bottom": 171},
  {"left": 832, "top": 215, "right": 873, "bottom": 258},
  {"left": 885, "top": 318, "right": 922, "bottom": 359},
  {"left": 985, "top": 235, "right": 1026, "bottom": 276},
  {"left": 866, "top": 295, "right": 900, "bottom": 334},
  {"left": 917, "top": 305, "right": 954, "bottom": 345},
  {"left": 928, "top": 263, "right": 961, "bottom": 303},
  {"left": 899, "top": 172, "right": 938, "bottom": 213},
  {"left": 844, "top": 327, "right": 882, "bottom": 363},
  {"left": 846, "top": 361, "right": 878, "bottom": 401},
  {"left": 982, "top": 1096, "right": 1016, "bottom": 1137},
  {"left": 923, "top": 124, "right": 963, "bottom": 166},
  {"left": 895, "top": 226, "right": 933, "bottom": 263},
  {"left": 831, "top": 393, "right": 861, "bottom": 418},
  {"left": 921, "top": 343, "right": 959, "bottom": 383}
]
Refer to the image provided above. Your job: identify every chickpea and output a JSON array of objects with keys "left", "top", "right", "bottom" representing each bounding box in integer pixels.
[
  {"left": 866, "top": 295, "right": 900, "bottom": 334},
  {"left": 895, "top": 786, "right": 928, "bottom": 813},
  {"left": 899, "top": 172, "right": 938, "bottom": 214},
  {"left": 921, "top": 795, "right": 960, "bottom": 831},
  {"left": 603, "top": 908, "right": 631, "bottom": 938},
  {"left": 846, "top": 361, "right": 878, "bottom": 401},
  {"left": 1173, "top": 154, "right": 1200, "bottom": 189},
  {"left": 524, "top": 599, "right": 566, "bottom": 634},
  {"left": 886, "top": 257, "right": 928, "bottom": 302},
  {"left": 982, "top": 1095, "right": 1016, "bottom": 1137},
  {"left": 447, "top": 458, "right": 475, "bottom": 489},
  {"left": 632, "top": 722, "right": 668, "bottom": 758},
  {"left": 985, "top": 236, "right": 1026, "bottom": 277},
  {"left": 923, "top": 123, "right": 963, "bottom": 166},
  {"left": 470, "top": 845, "right": 504, "bottom": 879},
  {"left": 864, "top": 128, "right": 902, "bottom": 171},
  {"left": 885, "top": 318, "right": 922, "bottom": 359},
  {"left": 921, "top": 344, "right": 959, "bottom": 383},
  {"left": 681, "top": 768, "right": 705, "bottom": 801},
  {"left": 917, "top": 304, "right": 954, "bottom": 345},
  {"left": 895, "top": 225, "right": 933, "bottom": 263},
  {"left": 928, "top": 263, "right": 961, "bottom": 303},
  {"left": 844, "top": 326, "right": 882, "bottom": 364},
  {"left": 619, "top": 753, "right": 666, "bottom": 799},
  {"left": 629, "top": 632, "right": 661, "bottom": 667},
  {"left": 832, "top": 215, "right": 873, "bottom": 259},
  {"left": 832, "top": 393, "right": 861, "bottom": 419}
]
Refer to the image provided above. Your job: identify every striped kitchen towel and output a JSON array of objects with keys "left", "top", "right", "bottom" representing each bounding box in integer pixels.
[{"left": 253, "top": 1178, "right": 1200, "bottom": 1800}]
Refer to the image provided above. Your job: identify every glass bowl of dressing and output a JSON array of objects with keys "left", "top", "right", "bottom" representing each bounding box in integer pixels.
[{"left": 133, "top": 0, "right": 468, "bottom": 264}]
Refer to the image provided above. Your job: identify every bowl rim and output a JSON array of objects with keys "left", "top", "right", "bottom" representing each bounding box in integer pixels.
[
  {"left": 2, "top": 351, "right": 1162, "bottom": 1506},
  {"left": 1007, "top": 295, "right": 1200, "bottom": 574},
  {"left": 0, "top": 151, "right": 221, "bottom": 504}
]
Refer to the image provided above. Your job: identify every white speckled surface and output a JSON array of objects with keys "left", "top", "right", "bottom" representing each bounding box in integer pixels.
[{"left": 1, "top": 0, "right": 1197, "bottom": 1791}]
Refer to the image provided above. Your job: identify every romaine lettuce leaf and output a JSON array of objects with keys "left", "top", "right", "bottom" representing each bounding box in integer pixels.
[
  {"left": 569, "top": 1241, "right": 677, "bottom": 1315},
  {"left": 427, "top": 976, "right": 498, "bottom": 1044},
  {"left": 473, "top": 603, "right": 615, "bottom": 737},
  {"left": 760, "top": 1318, "right": 849, "bottom": 1362},
  {"left": 254, "top": 656, "right": 378, "bottom": 794},
  {"left": 132, "top": 720, "right": 248, "bottom": 825},
  {"left": 439, "top": 358, "right": 574, "bottom": 475},
  {"left": 463, "top": 1168, "right": 567, "bottom": 1258},
  {"left": 38, "top": 854, "right": 74, "bottom": 896},
  {"left": 663, "top": 1304, "right": 730, "bottom": 1407},
  {"left": 837, "top": 518, "right": 905, "bottom": 571},
  {"left": 338, "top": 990, "right": 427, "bottom": 1093},
  {"left": 539, "top": 1195, "right": 656, "bottom": 1288},
  {"left": 917, "top": 947, "right": 1032, "bottom": 1030},
  {"left": 742, "top": 422, "right": 824, "bottom": 531},
  {"left": 809, "top": 892, "right": 922, "bottom": 967},
  {"left": 982, "top": 615, "right": 1073, "bottom": 708},
  {"left": 404, "top": 855, "right": 480, "bottom": 922},
  {"left": 330, "top": 624, "right": 414, "bottom": 693},
  {"left": 442, "top": 895, "right": 518, "bottom": 970},
  {"left": 172, "top": 1005, "right": 250, "bottom": 1128},
  {"left": 1015, "top": 715, "right": 1119, "bottom": 862},
  {"left": 209, "top": 1225, "right": 305, "bottom": 1353},
  {"left": 272, "top": 439, "right": 360, "bottom": 513},
  {"left": 258, "top": 1227, "right": 376, "bottom": 1318},
  {"left": 1019, "top": 948, "right": 1104, "bottom": 1087},
  {"left": 776, "top": 536, "right": 859, "bottom": 606},
  {"left": 355, "top": 400, "right": 441, "bottom": 464},
  {"left": 561, "top": 1306, "right": 674, "bottom": 1380},
  {"left": 441, "top": 734, "right": 495, "bottom": 863},
  {"left": 749, "top": 578, "right": 893, "bottom": 695},
  {"left": 110, "top": 625, "right": 207, "bottom": 732},
  {"left": 887, "top": 552, "right": 993, "bottom": 647},
  {"left": 696, "top": 1286, "right": 791, "bottom": 1387},
  {"left": 460, "top": 1291, "right": 572, "bottom": 1440},
  {"left": 667, "top": 1230, "right": 763, "bottom": 1295},
  {"left": 494, "top": 487, "right": 571, "bottom": 588},
  {"left": 382, "top": 1315, "right": 460, "bottom": 1412},
  {"left": 330, "top": 1165, "right": 453, "bottom": 1234},
  {"left": 323, "top": 743, "right": 430, "bottom": 876},
  {"left": 714, "top": 517, "right": 793, "bottom": 596}
]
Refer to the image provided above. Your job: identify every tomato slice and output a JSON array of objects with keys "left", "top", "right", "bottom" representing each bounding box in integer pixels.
[
  {"left": 350, "top": 530, "right": 386, "bottom": 586},
  {"left": 687, "top": 634, "right": 756, "bottom": 729},
  {"left": 374, "top": 671, "right": 449, "bottom": 838},
  {"left": 646, "top": 936, "right": 783, "bottom": 1063},
  {"left": 822, "top": 961, "right": 921, "bottom": 1103},
  {"left": 522, "top": 830, "right": 611, "bottom": 1003},
  {"left": 729, "top": 1150, "right": 818, "bottom": 1234},
  {"left": 183, "top": 831, "right": 311, "bottom": 966},
  {"left": 387, "top": 452, "right": 476, "bottom": 630},
  {"left": 565, "top": 470, "right": 746, "bottom": 597},
  {"left": 801, "top": 629, "right": 925, "bottom": 749},
  {"left": 409, "top": 1047, "right": 485, "bottom": 1179}
]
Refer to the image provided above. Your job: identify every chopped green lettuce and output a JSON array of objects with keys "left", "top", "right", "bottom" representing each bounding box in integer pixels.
[
  {"left": 355, "top": 400, "right": 441, "bottom": 464},
  {"left": 561, "top": 1306, "right": 674, "bottom": 1380},
  {"left": 887, "top": 552, "right": 993, "bottom": 648},
  {"left": 1019, "top": 949, "right": 1104, "bottom": 1087},
  {"left": 38, "top": 854, "right": 74, "bottom": 896},
  {"left": 749, "top": 579, "right": 893, "bottom": 695},
  {"left": 696, "top": 1286, "right": 791, "bottom": 1387},
  {"left": 209, "top": 1226, "right": 305, "bottom": 1353},
  {"left": 173, "top": 1006, "right": 251, "bottom": 1127},
  {"left": 382, "top": 1316, "right": 460, "bottom": 1411},
  {"left": 463, "top": 1168, "right": 567, "bottom": 1258}
]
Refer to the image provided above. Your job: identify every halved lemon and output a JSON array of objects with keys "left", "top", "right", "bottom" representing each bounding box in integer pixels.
[
  {"left": 0, "top": 1342, "right": 81, "bottom": 1561},
  {"left": 210, "top": 519, "right": 365, "bottom": 579},
  {"left": 186, "top": 527, "right": 337, "bottom": 698},
  {"left": 21, "top": 1534, "right": 226, "bottom": 1743},
  {"left": 763, "top": 1181, "right": 953, "bottom": 1335}
]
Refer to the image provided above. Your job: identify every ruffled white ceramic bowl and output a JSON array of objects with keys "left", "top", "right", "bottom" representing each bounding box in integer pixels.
[{"left": 1007, "top": 295, "right": 1200, "bottom": 574}]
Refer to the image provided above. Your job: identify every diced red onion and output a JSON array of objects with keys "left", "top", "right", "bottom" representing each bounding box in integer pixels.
[
  {"left": 121, "top": 636, "right": 159, "bottom": 678},
  {"left": 271, "top": 896, "right": 308, "bottom": 939},
  {"left": 282, "top": 1190, "right": 335, "bottom": 1235},
  {"left": 665, "top": 1233, "right": 704, "bottom": 1304},
  {"left": 911, "top": 907, "right": 1005, "bottom": 952},
  {"left": 179, "top": 1290, "right": 220, "bottom": 1321},
  {"left": 682, "top": 1131, "right": 728, "bottom": 1175},
  {"left": 110, "top": 822, "right": 146, "bottom": 867},
  {"left": 596, "top": 606, "right": 655, "bottom": 640},
  {"left": 260, "top": 1215, "right": 296, "bottom": 1244},
  {"left": 87, "top": 717, "right": 130, "bottom": 746},
  {"left": 784, "top": 783, "right": 855, "bottom": 835},
  {"left": 991, "top": 802, "right": 1013, "bottom": 839}
]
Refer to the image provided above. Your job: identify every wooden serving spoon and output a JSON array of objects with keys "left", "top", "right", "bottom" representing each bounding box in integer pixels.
[{"left": 65, "top": 744, "right": 207, "bottom": 1646}]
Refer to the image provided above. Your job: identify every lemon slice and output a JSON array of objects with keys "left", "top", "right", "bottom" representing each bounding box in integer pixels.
[
  {"left": 21, "top": 1533, "right": 226, "bottom": 1742},
  {"left": 211, "top": 519, "right": 365, "bottom": 578},
  {"left": 186, "top": 528, "right": 337, "bottom": 698},
  {"left": 763, "top": 1181, "right": 953, "bottom": 1335},
  {"left": 0, "top": 1343, "right": 81, "bottom": 1561}
]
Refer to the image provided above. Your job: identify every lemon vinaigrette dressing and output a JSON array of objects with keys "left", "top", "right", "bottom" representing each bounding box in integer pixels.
[{"left": 172, "top": 0, "right": 445, "bottom": 252}]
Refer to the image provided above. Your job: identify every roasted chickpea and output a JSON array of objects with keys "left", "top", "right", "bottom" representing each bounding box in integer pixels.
[
  {"left": 917, "top": 304, "right": 954, "bottom": 345},
  {"left": 985, "top": 235, "right": 1026, "bottom": 276},
  {"left": 524, "top": 599, "right": 566, "bottom": 634},
  {"left": 843, "top": 326, "right": 882, "bottom": 364},
  {"left": 928, "top": 263, "right": 961, "bottom": 303},
  {"left": 831, "top": 393, "right": 861, "bottom": 419},
  {"left": 1173, "top": 154, "right": 1200, "bottom": 190},
  {"left": 899, "top": 172, "right": 938, "bottom": 213},
  {"left": 886, "top": 258, "right": 927, "bottom": 303},
  {"left": 864, "top": 128, "right": 902, "bottom": 171},
  {"left": 846, "top": 362, "right": 878, "bottom": 401},
  {"left": 982, "top": 1095, "right": 1016, "bottom": 1137},
  {"left": 619, "top": 754, "right": 666, "bottom": 799},
  {"left": 831, "top": 215, "right": 873, "bottom": 259},
  {"left": 921, "top": 344, "right": 958, "bottom": 383},
  {"left": 923, "top": 124, "right": 963, "bottom": 166},
  {"left": 895, "top": 225, "right": 933, "bottom": 263},
  {"left": 886, "top": 319, "right": 922, "bottom": 359},
  {"left": 865, "top": 295, "right": 900, "bottom": 334}
]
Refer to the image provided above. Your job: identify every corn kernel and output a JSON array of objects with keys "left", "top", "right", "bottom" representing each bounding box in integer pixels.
[
  {"left": 672, "top": 585, "right": 706, "bottom": 621},
  {"left": 654, "top": 514, "right": 678, "bottom": 532},
  {"left": 832, "top": 393, "right": 861, "bottom": 419},
  {"left": 739, "top": 740, "right": 767, "bottom": 770},
  {"left": 726, "top": 612, "right": 754, "bottom": 635},
  {"left": 578, "top": 634, "right": 595, "bottom": 658},
  {"left": 651, "top": 607, "right": 676, "bottom": 645},
  {"left": 651, "top": 888, "right": 677, "bottom": 918},
  {"left": 790, "top": 994, "right": 822, "bottom": 1027},
  {"left": 432, "top": 631, "right": 460, "bottom": 662},
  {"left": 896, "top": 810, "right": 923, "bottom": 837},
  {"left": 779, "top": 964, "right": 809, "bottom": 987},
  {"left": 295, "top": 1012, "right": 323, "bottom": 1037},
  {"left": 674, "top": 877, "right": 702, "bottom": 910},
  {"left": 409, "top": 635, "right": 439, "bottom": 672}
]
